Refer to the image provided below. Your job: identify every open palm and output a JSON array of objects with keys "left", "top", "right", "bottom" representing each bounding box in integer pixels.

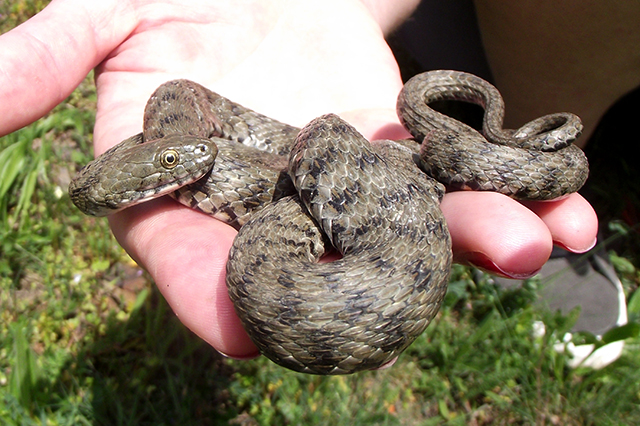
[{"left": 0, "top": 0, "right": 597, "bottom": 359}]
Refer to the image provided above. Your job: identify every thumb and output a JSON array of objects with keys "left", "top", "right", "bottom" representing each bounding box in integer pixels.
[{"left": 0, "top": 0, "right": 136, "bottom": 135}]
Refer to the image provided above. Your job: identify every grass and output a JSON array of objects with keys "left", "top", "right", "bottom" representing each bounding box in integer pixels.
[{"left": 2, "top": 2, "right": 640, "bottom": 425}]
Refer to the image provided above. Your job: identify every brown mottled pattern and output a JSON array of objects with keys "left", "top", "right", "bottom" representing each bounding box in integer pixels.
[
  {"left": 397, "top": 70, "right": 588, "bottom": 198},
  {"left": 227, "top": 115, "right": 451, "bottom": 374},
  {"left": 69, "top": 71, "right": 589, "bottom": 374}
]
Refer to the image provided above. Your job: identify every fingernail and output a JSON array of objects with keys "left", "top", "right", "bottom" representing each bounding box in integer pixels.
[
  {"left": 554, "top": 236, "right": 597, "bottom": 254},
  {"left": 373, "top": 357, "right": 398, "bottom": 371},
  {"left": 217, "top": 349, "right": 261, "bottom": 360},
  {"left": 459, "top": 251, "right": 540, "bottom": 280}
]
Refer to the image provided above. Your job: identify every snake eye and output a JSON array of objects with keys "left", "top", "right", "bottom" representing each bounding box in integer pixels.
[{"left": 160, "top": 149, "right": 179, "bottom": 169}]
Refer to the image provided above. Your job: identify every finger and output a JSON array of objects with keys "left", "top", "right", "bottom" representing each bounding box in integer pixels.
[
  {"left": 521, "top": 193, "right": 598, "bottom": 253},
  {"left": 0, "top": 0, "right": 135, "bottom": 135},
  {"left": 442, "top": 191, "right": 553, "bottom": 279},
  {"left": 108, "top": 197, "right": 259, "bottom": 359}
]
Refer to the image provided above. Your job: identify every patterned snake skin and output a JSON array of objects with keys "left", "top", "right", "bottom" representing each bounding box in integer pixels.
[{"left": 69, "top": 70, "right": 588, "bottom": 374}]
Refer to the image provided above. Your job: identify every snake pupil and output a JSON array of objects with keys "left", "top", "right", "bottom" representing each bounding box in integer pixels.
[{"left": 161, "top": 149, "right": 179, "bottom": 169}]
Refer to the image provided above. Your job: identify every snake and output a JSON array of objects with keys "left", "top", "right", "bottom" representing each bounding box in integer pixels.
[{"left": 69, "top": 70, "right": 588, "bottom": 375}]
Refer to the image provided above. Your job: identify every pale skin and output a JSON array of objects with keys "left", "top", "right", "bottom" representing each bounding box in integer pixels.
[{"left": 0, "top": 0, "right": 602, "bottom": 359}]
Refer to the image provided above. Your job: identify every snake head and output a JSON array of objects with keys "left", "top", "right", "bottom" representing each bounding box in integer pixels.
[{"left": 69, "top": 134, "right": 218, "bottom": 216}]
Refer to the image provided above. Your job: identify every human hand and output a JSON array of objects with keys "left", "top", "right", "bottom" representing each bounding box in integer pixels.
[{"left": 0, "top": 0, "right": 597, "bottom": 359}]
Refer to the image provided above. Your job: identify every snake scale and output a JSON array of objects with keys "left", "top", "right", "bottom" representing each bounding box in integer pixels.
[{"left": 69, "top": 70, "right": 588, "bottom": 375}]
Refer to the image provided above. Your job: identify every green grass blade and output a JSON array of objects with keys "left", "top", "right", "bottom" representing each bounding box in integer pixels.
[
  {"left": 0, "top": 138, "right": 28, "bottom": 201},
  {"left": 8, "top": 322, "right": 42, "bottom": 412}
]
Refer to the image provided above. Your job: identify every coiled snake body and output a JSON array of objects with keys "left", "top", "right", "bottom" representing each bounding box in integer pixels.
[{"left": 69, "top": 70, "right": 588, "bottom": 375}]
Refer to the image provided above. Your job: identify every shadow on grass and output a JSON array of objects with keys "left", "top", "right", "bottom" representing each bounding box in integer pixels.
[
  {"left": 4, "top": 244, "right": 640, "bottom": 426},
  {"left": 19, "top": 283, "right": 242, "bottom": 426},
  {"left": 78, "top": 289, "right": 237, "bottom": 425}
]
